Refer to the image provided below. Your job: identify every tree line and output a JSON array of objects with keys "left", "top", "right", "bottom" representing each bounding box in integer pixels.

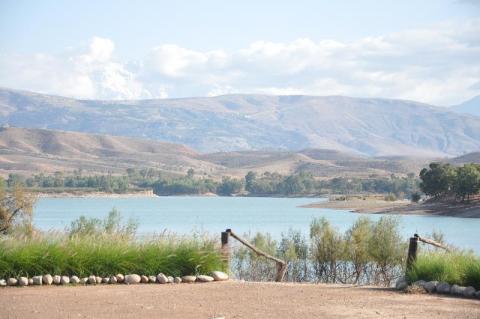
[
  {"left": 420, "top": 163, "right": 480, "bottom": 201},
  {"left": 5, "top": 168, "right": 419, "bottom": 198}
]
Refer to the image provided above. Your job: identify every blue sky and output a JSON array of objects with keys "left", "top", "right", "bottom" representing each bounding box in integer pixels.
[{"left": 0, "top": 0, "right": 479, "bottom": 105}]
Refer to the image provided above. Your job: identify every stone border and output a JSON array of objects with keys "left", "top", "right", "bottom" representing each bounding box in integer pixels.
[
  {"left": 0, "top": 271, "right": 229, "bottom": 287},
  {"left": 396, "top": 277, "right": 480, "bottom": 299}
]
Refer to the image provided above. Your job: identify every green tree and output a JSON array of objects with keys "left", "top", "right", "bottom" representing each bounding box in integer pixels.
[
  {"left": 454, "top": 164, "right": 480, "bottom": 201},
  {"left": 216, "top": 177, "right": 243, "bottom": 196}
]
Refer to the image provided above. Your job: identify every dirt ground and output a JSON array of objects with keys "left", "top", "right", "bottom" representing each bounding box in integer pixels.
[
  {"left": 302, "top": 199, "right": 480, "bottom": 218},
  {"left": 1, "top": 281, "right": 479, "bottom": 319}
]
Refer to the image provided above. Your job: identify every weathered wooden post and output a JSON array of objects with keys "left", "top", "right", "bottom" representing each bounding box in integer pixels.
[
  {"left": 221, "top": 229, "right": 231, "bottom": 270},
  {"left": 406, "top": 234, "right": 418, "bottom": 271}
]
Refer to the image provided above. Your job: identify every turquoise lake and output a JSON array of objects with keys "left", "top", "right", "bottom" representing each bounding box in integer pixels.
[{"left": 34, "top": 197, "right": 480, "bottom": 253}]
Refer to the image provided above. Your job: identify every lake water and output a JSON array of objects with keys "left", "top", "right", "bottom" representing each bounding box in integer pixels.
[{"left": 34, "top": 197, "right": 480, "bottom": 253}]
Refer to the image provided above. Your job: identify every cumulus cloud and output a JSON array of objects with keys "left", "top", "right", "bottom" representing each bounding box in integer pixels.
[
  {"left": 0, "top": 19, "right": 479, "bottom": 105},
  {"left": 0, "top": 37, "right": 151, "bottom": 100}
]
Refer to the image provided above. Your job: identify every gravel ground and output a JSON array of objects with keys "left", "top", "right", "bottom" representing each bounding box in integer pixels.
[{"left": 1, "top": 281, "right": 479, "bottom": 319}]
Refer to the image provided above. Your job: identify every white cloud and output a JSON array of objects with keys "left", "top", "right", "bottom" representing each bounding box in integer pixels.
[
  {"left": 0, "top": 19, "right": 479, "bottom": 105},
  {"left": 0, "top": 37, "right": 150, "bottom": 100}
]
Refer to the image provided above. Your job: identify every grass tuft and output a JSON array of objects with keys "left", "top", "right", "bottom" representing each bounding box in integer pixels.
[{"left": 406, "top": 251, "right": 480, "bottom": 289}]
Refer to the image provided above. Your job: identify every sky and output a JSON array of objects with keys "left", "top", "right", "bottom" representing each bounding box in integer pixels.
[{"left": 0, "top": 0, "right": 479, "bottom": 105}]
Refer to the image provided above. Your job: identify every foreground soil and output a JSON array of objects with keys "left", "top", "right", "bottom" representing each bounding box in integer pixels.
[
  {"left": 303, "top": 199, "right": 480, "bottom": 218},
  {"left": 1, "top": 281, "right": 479, "bottom": 319}
]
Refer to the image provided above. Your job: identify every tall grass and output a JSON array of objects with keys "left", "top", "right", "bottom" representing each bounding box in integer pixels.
[
  {"left": 0, "top": 233, "right": 225, "bottom": 278},
  {"left": 0, "top": 210, "right": 225, "bottom": 278},
  {"left": 407, "top": 251, "right": 480, "bottom": 289}
]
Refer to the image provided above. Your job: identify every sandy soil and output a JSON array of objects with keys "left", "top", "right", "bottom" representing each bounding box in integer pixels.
[
  {"left": 1, "top": 281, "right": 479, "bottom": 319},
  {"left": 303, "top": 199, "right": 480, "bottom": 218}
]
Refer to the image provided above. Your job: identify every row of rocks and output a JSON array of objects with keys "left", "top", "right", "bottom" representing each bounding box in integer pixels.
[
  {"left": 396, "top": 277, "right": 480, "bottom": 299},
  {"left": 0, "top": 271, "right": 229, "bottom": 287}
]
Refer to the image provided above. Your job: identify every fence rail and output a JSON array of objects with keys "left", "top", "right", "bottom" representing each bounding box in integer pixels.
[{"left": 221, "top": 229, "right": 287, "bottom": 282}]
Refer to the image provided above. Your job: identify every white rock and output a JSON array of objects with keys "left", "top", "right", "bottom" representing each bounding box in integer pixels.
[
  {"left": 88, "top": 275, "right": 97, "bottom": 284},
  {"left": 423, "top": 281, "right": 438, "bottom": 293},
  {"left": 42, "top": 274, "right": 53, "bottom": 285},
  {"left": 102, "top": 277, "right": 110, "bottom": 284},
  {"left": 141, "top": 275, "right": 149, "bottom": 283},
  {"left": 60, "top": 276, "right": 70, "bottom": 285},
  {"left": 18, "top": 277, "right": 28, "bottom": 286},
  {"left": 70, "top": 276, "right": 80, "bottom": 284},
  {"left": 0, "top": 279, "right": 6, "bottom": 287},
  {"left": 7, "top": 278, "right": 17, "bottom": 286},
  {"left": 124, "top": 274, "right": 141, "bottom": 284},
  {"left": 80, "top": 277, "right": 89, "bottom": 284},
  {"left": 174, "top": 277, "right": 182, "bottom": 284},
  {"left": 437, "top": 282, "right": 451, "bottom": 294},
  {"left": 157, "top": 273, "right": 168, "bottom": 284},
  {"left": 181, "top": 275, "right": 197, "bottom": 283},
  {"left": 211, "top": 271, "right": 229, "bottom": 282},
  {"left": 53, "top": 275, "right": 61, "bottom": 285},
  {"left": 197, "top": 275, "right": 214, "bottom": 283},
  {"left": 109, "top": 276, "right": 117, "bottom": 284},
  {"left": 451, "top": 284, "right": 466, "bottom": 296},
  {"left": 463, "top": 286, "right": 476, "bottom": 297},
  {"left": 148, "top": 276, "right": 156, "bottom": 283},
  {"left": 116, "top": 274, "right": 124, "bottom": 283},
  {"left": 28, "top": 278, "right": 33, "bottom": 285},
  {"left": 168, "top": 276, "right": 174, "bottom": 283},
  {"left": 96, "top": 276, "right": 102, "bottom": 284}
]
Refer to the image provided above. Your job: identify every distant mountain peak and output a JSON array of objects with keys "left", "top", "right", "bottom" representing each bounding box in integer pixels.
[{"left": 451, "top": 95, "right": 480, "bottom": 117}]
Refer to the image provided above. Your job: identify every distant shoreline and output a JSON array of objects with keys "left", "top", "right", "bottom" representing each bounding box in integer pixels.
[{"left": 302, "top": 199, "right": 480, "bottom": 218}]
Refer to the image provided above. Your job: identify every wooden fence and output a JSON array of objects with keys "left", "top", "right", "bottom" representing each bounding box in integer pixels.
[
  {"left": 406, "top": 233, "right": 450, "bottom": 272},
  {"left": 221, "top": 229, "right": 287, "bottom": 282}
]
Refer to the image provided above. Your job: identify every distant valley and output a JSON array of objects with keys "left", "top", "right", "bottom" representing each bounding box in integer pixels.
[{"left": 0, "top": 127, "right": 438, "bottom": 178}]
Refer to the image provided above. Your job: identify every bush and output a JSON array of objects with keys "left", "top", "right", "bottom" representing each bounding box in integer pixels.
[
  {"left": 232, "top": 216, "right": 407, "bottom": 286},
  {"left": 407, "top": 251, "right": 480, "bottom": 289},
  {"left": 384, "top": 193, "right": 397, "bottom": 201},
  {"left": 69, "top": 208, "right": 137, "bottom": 238}
]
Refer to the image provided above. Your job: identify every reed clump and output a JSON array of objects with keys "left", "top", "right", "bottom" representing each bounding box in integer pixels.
[{"left": 0, "top": 210, "right": 225, "bottom": 278}]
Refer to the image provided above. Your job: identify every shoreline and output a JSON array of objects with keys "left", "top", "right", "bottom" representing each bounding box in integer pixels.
[{"left": 302, "top": 199, "right": 480, "bottom": 218}]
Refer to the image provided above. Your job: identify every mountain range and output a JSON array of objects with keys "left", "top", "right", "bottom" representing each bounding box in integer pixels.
[{"left": 0, "top": 88, "right": 479, "bottom": 157}]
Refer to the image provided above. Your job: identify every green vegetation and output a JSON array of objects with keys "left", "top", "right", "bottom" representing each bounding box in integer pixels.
[
  {"left": 407, "top": 251, "right": 480, "bottom": 289},
  {"left": 420, "top": 163, "right": 480, "bottom": 201},
  {"left": 233, "top": 216, "right": 407, "bottom": 285},
  {"left": 6, "top": 167, "right": 421, "bottom": 198},
  {"left": 0, "top": 180, "right": 36, "bottom": 234},
  {"left": 0, "top": 211, "right": 225, "bottom": 278}
]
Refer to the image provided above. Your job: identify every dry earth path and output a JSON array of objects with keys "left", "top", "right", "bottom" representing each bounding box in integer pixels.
[{"left": 1, "top": 281, "right": 479, "bottom": 319}]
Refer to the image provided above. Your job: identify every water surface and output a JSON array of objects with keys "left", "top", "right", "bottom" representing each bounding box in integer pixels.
[{"left": 34, "top": 197, "right": 480, "bottom": 253}]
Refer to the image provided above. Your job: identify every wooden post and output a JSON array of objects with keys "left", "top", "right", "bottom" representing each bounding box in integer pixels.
[
  {"left": 406, "top": 235, "right": 418, "bottom": 271},
  {"left": 221, "top": 230, "right": 231, "bottom": 270},
  {"left": 226, "top": 229, "right": 287, "bottom": 282}
]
